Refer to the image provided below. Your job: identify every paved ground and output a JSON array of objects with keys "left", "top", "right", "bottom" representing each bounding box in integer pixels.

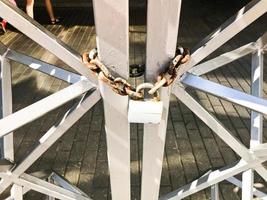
[{"left": 0, "top": 0, "right": 267, "bottom": 199}]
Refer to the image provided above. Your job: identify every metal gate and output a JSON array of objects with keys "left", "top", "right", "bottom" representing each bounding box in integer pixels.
[{"left": 0, "top": 0, "right": 267, "bottom": 199}]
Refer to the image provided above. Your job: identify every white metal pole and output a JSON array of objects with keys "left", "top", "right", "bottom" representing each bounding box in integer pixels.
[
  {"left": 211, "top": 184, "right": 219, "bottom": 200},
  {"left": 0, "top": 55, "right": 14, "bottom": 161},
  {"left": 92, "top": 1, "right": 131, "bottom": 200},
  {"left": 141, "top": 1, "right": 182, "bottom": 200},
  {"left": 242, "top": 169, "right": 254, "bottom": 200},
  {"left": 11, "top": 184, "right": 23, "bottom": 200},
  {"left": 250, "top": 48, "right": 264, "bottom": 146},
  {"left": 242, "top": 46, "right": 264, "bottom": 200},
  {"left": 47, "top": 175, "right": 56, "bottom": 200}
]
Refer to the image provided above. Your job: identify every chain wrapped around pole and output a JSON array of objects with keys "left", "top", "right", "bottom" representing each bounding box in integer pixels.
[{"left": 82, "top": 47, "right": 190, "bottom": 100}]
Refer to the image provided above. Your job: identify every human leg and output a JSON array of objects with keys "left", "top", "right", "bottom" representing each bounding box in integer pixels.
[
  {"left": 26, "top": 0, "right": 34, "bottom": 18},
  {"left": 44, "top": 0, "right": 59, "bottom": 24}
]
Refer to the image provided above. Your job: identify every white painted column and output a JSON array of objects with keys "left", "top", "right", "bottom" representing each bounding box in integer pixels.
[
  {"left": 11, "top": 184, "right": 23, "bottom": 200},
  {"left": 0, "top": 55, "right": 14, "bottom": 161},
  {"left": 47, "top": 175, "right": 55, "bottom": 200},
  {"left": 242, "top": 48, "right": 264, "bottom": 200},
  {"left": 141, "top": 1, "right": 182, "bottom": 200},
  {"left": 211, "top": 184, "right": 220, "bottom": 200},
  {"left": 250, "top": 48, "right": 263, "bottom": 147},
  {"left": 92, "top": 1, "right": 131, "bottom": 200}
]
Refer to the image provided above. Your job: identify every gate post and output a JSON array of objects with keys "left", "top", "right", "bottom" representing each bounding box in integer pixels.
[
  {"left": 141, "top": 1, "right": 182, "bottom": 200},
  {"left": 0, "top": 49, "right": 14, "bottom": 161},
  {"left": 92, "top": 1, "right": 131, "bottom": 200}
]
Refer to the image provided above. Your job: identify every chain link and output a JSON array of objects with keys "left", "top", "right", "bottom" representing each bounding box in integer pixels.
[{"left": 82, "top": 47, "right": 190, "bottom": 101}]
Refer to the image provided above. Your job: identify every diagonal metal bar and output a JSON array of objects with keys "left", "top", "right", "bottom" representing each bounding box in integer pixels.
[
  {"left": 160, "top": 160, "right": 252, "bottom": 200},
  {"left": 256, "top": 31, "right": 267, "bottom": 49},
  {"left": 141, "top": 1, "right": 182, "bottom": 200},
  {"left": 189, "top": 43, "right": 256, "bottom": 76},
  {"left": 181, "top": 73, "right": 267, "bottom": 116},
  {"left": 251, "top": 143, "right": 267, "bottom": 158},
  {"left": 13, "top": 173, "right": 92, "bottom": 200},
  {"left": 0, "top": 0, "right": 96, "bottom": 85},
  {"left": 176, "top": 0, "right": 267, "bottom": 77},
  {"left": 4, "top": 47, "right": 85, "bottom": 84},
  {"left": 0, "top": 89, "right": 101, "bottom": 194},
  {"left": 172, "top": 84, "right": 251, "bottom": 160},
  {"left": 171, "top": 85, "right": 267, "bottom": 181},
  {"left": 227, "top": 176, "right": 267, "bottom": 199},
  {"left": 0, "top": 80, "right": 94, "bottom": 137},
  {"left": 50, "top": 172, "right": 89, "bottom": 197}
]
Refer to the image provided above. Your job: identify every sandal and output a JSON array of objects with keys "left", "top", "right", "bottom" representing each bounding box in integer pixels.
[{"left": 50, "top": 17, "right": 60, "bottom": 25}]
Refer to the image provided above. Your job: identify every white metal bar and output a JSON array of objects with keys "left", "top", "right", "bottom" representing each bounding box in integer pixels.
[
  {"left": 160, "top": 160, "right": 252, "bottom": 200},
  {"left": 50, "top": 172, "right": 89, "bottom": 197},
  {"left": 0, "top": 56, "right": 14, "bottom": 161},
  {"left": 242, "top": 169, "right": 254, "bottom": 200},
  {"left": 211, "top": 184, "right": 219, "bottom": 200},
  {"left": 0, "top": 80, "right": 93, "bottom": 137},
  {"left": 47, "top": 175, "right": 56, "bottom": 200},
  {"left": 176, "top": 0, "right": 267, "bottom": 77},
  {"left": 5, "top": 187, "right": 30, "bottom": 200},
  {"left": 181, "top": 73, "right": 267, "bottom": 116},
  {"left": 256, "top": 31, "right": 267, "bottom": 49},
  {"left": 0, "top": 0, "right": 96, "bottom": 85},
  {"left": 5, "top": 48, "right": 85, "bottom": 84},
  {"left": 0, "top": 90, "right": 101, "bottom": 194},
  {"left": 142, "top": 1, "right": 182, "bottom": 200},
  {"left": 254, "top": 165, "right": 267, "bottom": 182},
  {"left": 171, "top": 85, "right": 267, "bottom": 181},
  {"left": 15, "top": 174, "right": 92, "bottom": 200},
  {"left": 250, "top": 48, "right": 264, "bottom": 146},
  {"left": 227, "top": 177, "right": 267, "bottom": 199},
  {"left": 242, "top": 44, "right": 264, "bottom": 200},
  {"left": 172, "top": 85, "right": 251, "bottom": 160},
  {"left": 189, "top": 43, "right": 256, "bottom": 76},
  {"left": 92, "top": 1, "right": 130, "bottom": 200},
  {"left": 11, "top": 184, "right": 23, "bottom": 200},
  {"left": 251, "top": 144, "right": 267, "bottom": 158}
]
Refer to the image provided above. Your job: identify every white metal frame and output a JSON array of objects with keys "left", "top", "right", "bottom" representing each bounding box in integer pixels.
[
  {"left": 0, "top": 0, "right": 267, "bottom": 199},
  {"left": 0, "top": 0, "right": 101, "bottom": 199},
  {"left": 162, "top": 0, "right": 267, "bottom": 199}
]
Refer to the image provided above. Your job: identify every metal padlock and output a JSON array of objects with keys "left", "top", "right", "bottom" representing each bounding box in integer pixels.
[{"left": 128, "top": 83, "right": 163, "bottom": 124}]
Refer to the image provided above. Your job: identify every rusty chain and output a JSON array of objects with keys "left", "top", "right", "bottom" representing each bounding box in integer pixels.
[{"left": 82, "top": 47, "right": 190, "bottom": 100}]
